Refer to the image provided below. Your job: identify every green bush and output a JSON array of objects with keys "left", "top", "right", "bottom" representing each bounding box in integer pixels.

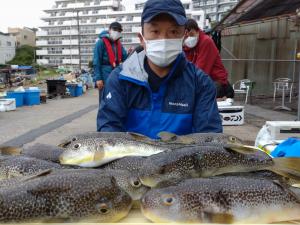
[{"left": 7, "top": 45, "right": 36, "bottom": 66}]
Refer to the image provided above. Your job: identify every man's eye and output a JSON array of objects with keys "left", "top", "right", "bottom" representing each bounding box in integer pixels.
[{"left": 151, "top": 30, "right": 158, "bottom": 34}]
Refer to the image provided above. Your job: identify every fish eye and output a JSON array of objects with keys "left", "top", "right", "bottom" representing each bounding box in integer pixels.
[
  {"left": 229, "top": 136, "right": 237, "bottom": 142},
  {"left": 163, "top": 195, "right": 175, "bottom": 206},
  {"left": 131, "top": 179, "right": 141, "bottom": 188},
  {"left": 72, "top": 137, "right": 77, "bottom": 142},
  {"left": 97, "top": 203, "right": 109, "bottom": 214},
  {"left": 74, "top": 143, "right": 81, "bottom": 149}
]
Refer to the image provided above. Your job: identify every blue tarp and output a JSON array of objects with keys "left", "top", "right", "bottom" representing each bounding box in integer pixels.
[{"left": 271, "top": 138, "right": 300, "bottom": 157}]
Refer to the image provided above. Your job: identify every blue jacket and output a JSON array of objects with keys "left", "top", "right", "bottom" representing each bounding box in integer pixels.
[
  {"left": 97, "top": 51, "right": 222, "bottom": 139},
  {"left": 93, "top": 31, "right": 127, "bottom": 82}
]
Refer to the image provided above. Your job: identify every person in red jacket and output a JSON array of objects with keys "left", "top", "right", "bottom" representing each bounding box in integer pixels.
[{"left": 183, "top": 19, "right": 233, "bottom": 98}]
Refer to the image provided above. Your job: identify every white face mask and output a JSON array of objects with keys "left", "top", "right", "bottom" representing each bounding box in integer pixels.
[
  {"left": 110, "top": 30, "right": 121, "bottom": 41},
  {"left": 184, "top": 36, "right": 198, "bottom": 48},
  {"left": 143, "top": 37, "right": 183, "bottom": 67}
]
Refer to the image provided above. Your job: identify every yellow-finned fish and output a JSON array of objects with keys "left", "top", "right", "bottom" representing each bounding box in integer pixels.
[{"left": 141, "top": 176, "right": 300, "bottom": 224}]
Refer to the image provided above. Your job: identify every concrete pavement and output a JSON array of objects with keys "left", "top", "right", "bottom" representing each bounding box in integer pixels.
[{"left": 0, "top": 90, "right": 296, "bottom": 147}]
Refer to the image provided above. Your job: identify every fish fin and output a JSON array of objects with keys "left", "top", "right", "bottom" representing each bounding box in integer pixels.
[
  {"left": 158, "top": 132, "right": 195, "bottom": 144},
  {"left": 202, "top": 211, "right": 234, "bottom": 224},
  {"left": 128, "top": 132, "right": 151, "bottom": 141},
  {"left": 224, "top": 143, "right": 262, "bottom": 154},
  {"left": 94, "top": 151, "right": 105, "bottom": 162},
  {"left": 0, "top": 146, "right": 22, "bottom": 155},
  {"left": 269, "top": 157, "right": 300, "bottom": 181},
  {"left": 157, "top": 131, "right": 178, "bottom": 142},
  {"left": 21, "top": 169, "right": 53, "bottom": 182}
]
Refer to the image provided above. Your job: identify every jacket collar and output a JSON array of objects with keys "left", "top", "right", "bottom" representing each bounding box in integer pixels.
[{"left": 120, "top": 50, "right": 187, "bottom": 85}]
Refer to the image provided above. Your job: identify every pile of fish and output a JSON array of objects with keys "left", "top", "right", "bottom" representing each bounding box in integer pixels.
[{"left": 0, "top": 131, "right": 299, "bottom": 223}]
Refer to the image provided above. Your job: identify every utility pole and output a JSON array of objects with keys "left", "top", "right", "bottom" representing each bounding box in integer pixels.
[{"left": 76, "top": 10, "right": 82, "bottom": 70}]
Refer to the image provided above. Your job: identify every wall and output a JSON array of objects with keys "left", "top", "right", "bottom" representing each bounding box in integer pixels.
[
  {"left": 8, "top": 27, "right": 36, "bottom": 47},
  {"left": 221, "top": 16, "right": 300, "bottom": 95},
  {"left": 0, "top": 34, "right": 16, "bottom": 64}
]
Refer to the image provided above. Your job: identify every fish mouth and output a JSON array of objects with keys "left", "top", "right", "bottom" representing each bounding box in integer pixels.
[
  {"left": 139, "top": 176, "right": 159, "bottom": 188},
  {"left": 59, "top": 151, "right": 104, "bottom": 167},
  {"left": 58, "top": 140, "right": 72, "bottom": 148},
  {"left": 141, "top": 205, "right": 172, "bottom": 223}
]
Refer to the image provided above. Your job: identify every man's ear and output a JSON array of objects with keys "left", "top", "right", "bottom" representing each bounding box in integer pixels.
[
  {"left": 138, "top": 33, "right": 146, "bottom": 49},
  {"left": 183, "top": 30, "right": 189, "bottom": 40}
]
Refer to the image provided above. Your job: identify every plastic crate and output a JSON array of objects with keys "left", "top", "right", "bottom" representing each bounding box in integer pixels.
[
  {"left": 24, "top": 90, "right": 41, "bottom": 106},
  {"left": 6, "top": 91, "right": 25, "bottom": 107}
]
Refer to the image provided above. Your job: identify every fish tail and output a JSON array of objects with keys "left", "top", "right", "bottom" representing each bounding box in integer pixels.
[
  {"left": 269, "top": 158, "right": 300, "bottom": 181},
  {"left": 0, "top": 146, "right": 22, "bottom": 155}
]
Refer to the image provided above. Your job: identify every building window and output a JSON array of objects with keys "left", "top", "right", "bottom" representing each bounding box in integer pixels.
[
  {"left": 62, "top": 3, "right": 67, "bottom": 7},
  {"left": 24, "top": 35, "right": 28, "bottom": 40},
  {"left": 83, "top": 10, "right": 89, "bottom": 15},
  {"left": 84, "top": 2, "right": 90, "bottom": 6},
  {"left": 90, "top": 18, "right": 97, "bottom": 23},
  {"left": 94, "top": 0, "right": 100, "bottom": 5},
  {"left": 7, "top": 41, "right": 11, "bottom": 46}
]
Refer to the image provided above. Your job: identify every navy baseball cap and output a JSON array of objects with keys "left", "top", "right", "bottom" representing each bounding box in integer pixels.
[{"left": 141, "top": 0, "right": 187, "bottom": 26}]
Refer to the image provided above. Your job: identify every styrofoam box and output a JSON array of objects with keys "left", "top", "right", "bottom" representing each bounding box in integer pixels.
[
  {"left": 266, "top": 121, "right": 300, "bottom": 140},
  {"left": 219, "top": 106, "right": 244, "bottom": 126},
  {"left": 0, "top": 98, "right": 16, "bottom": 112}
]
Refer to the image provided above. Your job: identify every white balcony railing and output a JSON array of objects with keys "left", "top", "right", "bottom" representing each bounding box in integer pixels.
[
  {"left": 37, "top": 59, "right": 49, "bottom": 65},
  {"left": 63, "top": 59, "right": 80, "bottom": 64},
  {"left": 36, "top": 31, "right": 48, "bottom": 37},
  {"left": 36, "top": 50, "right": 48, "bottom": 55},
  {"left": 62, "top": 39, "right": 79, "bottom": 45},
  {"left": 62, "top": 49, "right": 79, "bottom": 55},
  {"left": 132, "top": 27, "right": 141, "bottom": 33},
  {"left": 36, "top": 40, "right": 48, "bottom": 46},
  {"left": 62, "top": 29, "right": 79, "bottom": 35}
]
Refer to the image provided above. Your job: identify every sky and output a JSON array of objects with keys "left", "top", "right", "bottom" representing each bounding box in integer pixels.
[{"left": 0, "top": 0, "right": 137, "bottom": 33}]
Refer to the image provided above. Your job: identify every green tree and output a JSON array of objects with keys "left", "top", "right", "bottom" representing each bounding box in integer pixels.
[{"left": 8, "top": 45, "right": 36, "bottom": 66}]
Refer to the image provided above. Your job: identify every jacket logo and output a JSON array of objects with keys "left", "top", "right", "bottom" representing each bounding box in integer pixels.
[
  {"left": 106, "top": 92, "right": 112, "bottom": 99},
  {"left": 169, "top": 102, "right": 189, "bottom": 108}
]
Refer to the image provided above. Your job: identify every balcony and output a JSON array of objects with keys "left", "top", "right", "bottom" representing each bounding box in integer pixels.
[
  {"left": 62, "top": 29, "right": 79, "bottom": 35},
  {"left": 37, "top": 59, "right": 49, "bottom": 65},
  {"left": 62, "top": 49, "right": 79, "bottom": 55},
  {"left": 63, "top": 59, "right": 80, "bottom": 64},
  {"left": 36, "top": 50, "right": 48, "bottom": 56},
  {"left": 36, "top": 31, "right": 48, "bottom": 37},
  {"left": 62, "top": 39, "right": 79, "bottom": 45},
  {"left": 132, "top": 27, "right": 141, "bottom": 33},
  {"left": 36, "top": 40, "right": 48, "bottom": 46}
]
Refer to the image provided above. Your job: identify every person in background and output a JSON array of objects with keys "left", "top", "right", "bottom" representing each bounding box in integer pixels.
[
  {"left": 97, "top": 0, "right": 222, "bottom": 138},
  {"left": 183, "top": 18, "right": 234, "bottom": 99},
  {"left": 93, "top": 22, "right": 127, "bottom": 98}
]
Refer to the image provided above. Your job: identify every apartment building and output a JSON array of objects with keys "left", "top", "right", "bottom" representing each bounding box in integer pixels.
[
  {"left": 192, "top": 0, "right": 239, "bottom": 22},
  {"left": 36, "top": 0, "right": 204, "bottom": 68},
  {"left": 0, "top": 32, "right": 16, "bottom": 64}
]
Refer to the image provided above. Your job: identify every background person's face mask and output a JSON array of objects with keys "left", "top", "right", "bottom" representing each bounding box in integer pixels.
[
  {"left": 110, "top": 30, "right": 121, "bottom": 41},
  {"left": 143, "top": 36, "right": 183, "bottom": 67},
  {"left": 184, "top": 36, "right": 198, "bottom": 48}
]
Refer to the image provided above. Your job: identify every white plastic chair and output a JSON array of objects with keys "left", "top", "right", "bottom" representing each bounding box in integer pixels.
[
  {"left": 232, "top": 79, "right": 253, "bottom": 104},
  {"left": 273, "top": 78, "right": 293, "bottom": 103}
]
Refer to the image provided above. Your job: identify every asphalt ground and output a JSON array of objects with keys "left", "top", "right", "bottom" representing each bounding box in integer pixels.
[{"left": 0, "top": 88, "right": 296, "bottom": 147}]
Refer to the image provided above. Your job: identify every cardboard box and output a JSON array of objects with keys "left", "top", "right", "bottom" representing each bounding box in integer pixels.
[{"left": 219, "top": 106, "right": 244, "bottom": 126}]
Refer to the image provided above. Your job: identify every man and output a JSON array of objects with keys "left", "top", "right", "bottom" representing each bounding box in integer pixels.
[
  {"left": 97, "top": 0, "right": 222, "bottom": 139},
  {"left": 93, "top": 22, "right": 127, "bottom": 92},
  {"left": 183, "top": 19, "right": 234, "bottom": 98}
]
